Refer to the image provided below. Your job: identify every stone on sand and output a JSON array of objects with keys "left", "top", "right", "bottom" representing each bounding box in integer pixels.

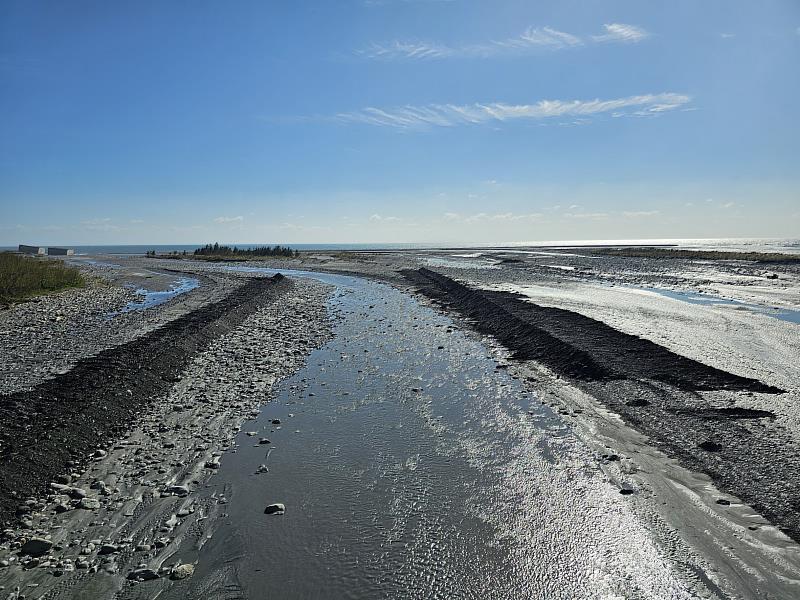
[
  {"left": 264, "top": 503, "right": 285, "bottom": 515},
  {"left": 170, "top": 563, "right": 195, "bottom": 580},
  {"left": 20, "top": 538, "right": 53, "bottom": 557}
]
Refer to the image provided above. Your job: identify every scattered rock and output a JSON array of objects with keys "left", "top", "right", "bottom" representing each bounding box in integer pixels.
[
  {"left": 164, "top": 484, "right": 190, "bottom": 497},
  {"left": 170, "top": 563, "right": 195, "bottom": 580},
  {"left": 127, "top": 567, "right": 160, "bottom": 581},
  {"left": 264, "top": 503, "right": 285, "bottom": 515},
  {"left": 98, "top": 544, "right": 118, "bottom": 555},
  {"left": 698, "top": 440, "right": 723, "bottom": 452},
  {"left": 20, "top": 538, "right": 53, "bottom": 557},
  {"left": 626, "top": 398, "right": 650, "bottom": 407},
  {"left": 78, "top": 498, "right": 101, "bottom": 510}
]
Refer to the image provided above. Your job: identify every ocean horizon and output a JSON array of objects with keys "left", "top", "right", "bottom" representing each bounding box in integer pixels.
[{"left": 2, "top": 237, "right": 799, "bottom": 256}]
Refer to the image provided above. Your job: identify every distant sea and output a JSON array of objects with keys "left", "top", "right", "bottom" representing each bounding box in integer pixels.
[{"left": 2, "top": 238, "right": 799, "bottom": 256}]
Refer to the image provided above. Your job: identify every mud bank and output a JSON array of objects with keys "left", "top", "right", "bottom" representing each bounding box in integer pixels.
[
  {"left": 403, "top": 268, "right": 800, "bottom": 543},
  {"left": 0, "top": 274, "right": 289, "bottom": 526}
]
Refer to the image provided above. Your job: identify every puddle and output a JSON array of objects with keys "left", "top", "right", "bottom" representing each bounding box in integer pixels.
[
  {"left": 423, "top": 256, "right": 500, "bottom": 269},
  {"left": 112, "top": 277, "right": 199, "bottom": 315},
  {"left": 644, "top": 287, "right": 800, "bottom": 325}
]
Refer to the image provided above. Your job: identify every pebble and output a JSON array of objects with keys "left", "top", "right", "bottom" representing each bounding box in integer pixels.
[
  {"left": 127, "top": 567, "right": 160, "bottom": 581},
  {"left": 264, "top": 503, "right": 285, "bottom": 515},
  {"left": 98, "top": 544, "right": 118, "bottom": 555},
  {"left": 78, "top": 498, "right": 101, "bottom": 510},
  {"left": 164, "top": 484, "right": 190, "bottom": 497},
  {"left": 170, "top": 563, "right": 195, "bottom": 580},
  {"left": 20, "top": 538, "right": 53, "bottom": 557}
]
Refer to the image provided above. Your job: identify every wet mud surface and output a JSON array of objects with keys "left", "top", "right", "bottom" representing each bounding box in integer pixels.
[
  {"left": 0, "top": 274, "right": 290, "bottom": 526},
  {"left": 402, "top": 268, "right": 800, "bottom": 543}
]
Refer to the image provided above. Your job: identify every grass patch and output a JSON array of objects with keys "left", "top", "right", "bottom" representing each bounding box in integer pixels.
[
  {"left": 0, "top": 252, "right": 86, "bottom": 306},
  {"left": 589, "top": 247, "right": 800, "bottom": 263}
]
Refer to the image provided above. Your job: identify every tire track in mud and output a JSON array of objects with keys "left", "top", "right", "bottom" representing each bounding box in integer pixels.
[
  {"left": 0, "top": 274, "right": 291, "bottom": 526},
  {"left": 403, "top": 268, "right": 800, "bottom": 543}
]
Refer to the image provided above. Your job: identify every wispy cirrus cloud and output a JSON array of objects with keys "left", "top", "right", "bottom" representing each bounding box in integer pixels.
[
  {"left": 369, "top": 213, "right": 402, "bottom": 222},
  {"left": 214, "top": 215, "right": 244, "bottom": 224},
  {"left": 444, "top": 212, "right": 543, "bottom": 223},
  {"left": 591, "top": 23, "right": 649, "bottom": 44},
  {"left": 622, "top": 210, "right": 661, "bottom": 218},
  {"left": 335, "top": 93, "right": 691, "bottom": 130},
  {"left": 358, "top": 23, "right": 646, "bottom": 60}
]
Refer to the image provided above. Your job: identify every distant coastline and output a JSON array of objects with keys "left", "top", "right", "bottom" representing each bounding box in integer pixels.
[{"left": 1, "top": 238, "right": 799, "bottom": 256}]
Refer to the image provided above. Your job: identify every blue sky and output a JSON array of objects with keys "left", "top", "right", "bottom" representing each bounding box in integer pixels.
[{"left": 1, "top": 0, "right": 799, "bottom": 245}]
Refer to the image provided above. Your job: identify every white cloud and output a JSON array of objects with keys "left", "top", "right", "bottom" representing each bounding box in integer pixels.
[
  {"left": 214, "top": 216, "right": 244, "bottom": 223},
  {"left": 622, "top": 210, "right": 661, "bottom": 217},
  {"left": 563, "top": 212, "right": 609, "bottom": 220},
  {"left": 720, "top": 33, "right": 735, "bottom": 39},
  {"left": 360, "top": 40, "right": 453, "bottom": 60},
  {"left": 336, "top": 93, "right": 691, "bottom": 130},
  {"left": 592, "top": 23, "right": 649, "bottom": 43},
  {"left": 359, "top": 23, "right": 646, "bottom": 60},
  {"left": 443, "top": 212, "right": 542, "bottom": 223},
  {"left": 490, "top": 26, "right": 583, "bottom": 52},
  {"left": 369, "top": 214, "right": 402, "bottom": 222}
]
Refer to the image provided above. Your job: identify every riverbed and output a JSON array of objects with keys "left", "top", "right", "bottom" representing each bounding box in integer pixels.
[{"left": 161, "top": 271, "right": 714, "bottom": 599}]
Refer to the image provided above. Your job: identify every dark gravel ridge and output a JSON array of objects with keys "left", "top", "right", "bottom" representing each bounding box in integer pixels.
[
  {"left": 403, "top": 267, "right": 780, "bottom": 393},
  {"left": 0, "top": 273, "right": 291, "bottom": 526}
]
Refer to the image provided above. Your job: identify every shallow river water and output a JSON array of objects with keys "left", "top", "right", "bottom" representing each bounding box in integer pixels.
[{"left": 186, "top": 271, "right": 702, "bottom": 599}]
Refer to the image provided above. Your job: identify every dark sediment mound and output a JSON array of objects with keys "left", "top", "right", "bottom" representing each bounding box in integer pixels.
[
  {"left": 403, "top": 268, "right": 780, "bottom": 393},
  {"left": 0, "top": 274, "right": 291, "bottom": 526}
]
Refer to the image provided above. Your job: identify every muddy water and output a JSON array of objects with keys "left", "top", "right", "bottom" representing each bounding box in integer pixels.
[{"left": 182, "top": 272, "right": 702, "bottom": 599}]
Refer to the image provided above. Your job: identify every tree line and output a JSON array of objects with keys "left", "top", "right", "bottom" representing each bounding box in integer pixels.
[{"left": 193, "top": 243, "right": 299, "bottom": 257}]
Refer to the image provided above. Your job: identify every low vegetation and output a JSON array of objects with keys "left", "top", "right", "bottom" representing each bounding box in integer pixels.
[
  {"left": 589, "top": 247, "right": 800, "bottom": 263},
  {"left": 0, "top": 252, "right": 86, "bottom": 306}
]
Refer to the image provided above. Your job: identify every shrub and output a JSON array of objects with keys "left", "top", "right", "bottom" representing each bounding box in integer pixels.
[{"left": 0, "top": 252, "right": 86, "bottom": 305}]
